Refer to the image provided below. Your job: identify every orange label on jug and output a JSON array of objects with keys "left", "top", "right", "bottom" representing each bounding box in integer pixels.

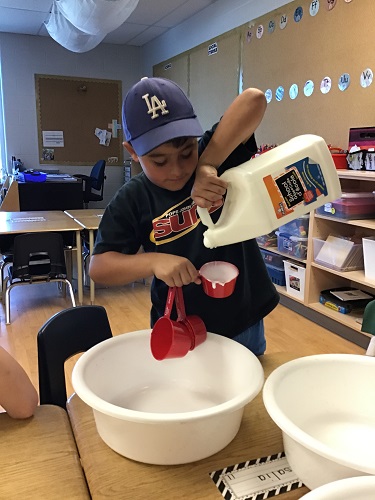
[{"left": 263, "top": 158, "right": 328, "bottom": 219}]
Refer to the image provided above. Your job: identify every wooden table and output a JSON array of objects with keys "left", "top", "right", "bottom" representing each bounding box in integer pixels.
[
  {"left": 64, "top": 209, "right": 104, "bottom": 304},
  {"left": 0, "top": 404, "right": 89, "bottom": 499},
  {"left": 67, "top": 352, "right": 310, "bottom": 499},
  {"left": 0, "top": 211, "right": 84, "bottom": 304}
]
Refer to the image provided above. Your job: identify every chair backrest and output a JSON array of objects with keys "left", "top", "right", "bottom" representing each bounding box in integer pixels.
[
  {"left": 362, "top": 299, "right": 375, "bottom": 336},
  {"left": 90, "top": 160, "right": 106, "bottom": 192},
  {"left": 11, "top": 232, "right": 67, "bottom": 280},
  {"left": 37, "top": 305, "right": 113, "bottom": 408}
]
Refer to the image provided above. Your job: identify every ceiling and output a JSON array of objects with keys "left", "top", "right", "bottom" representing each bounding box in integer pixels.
[{"left": 0, "top": 0, "right": 218, "bottom": 47}]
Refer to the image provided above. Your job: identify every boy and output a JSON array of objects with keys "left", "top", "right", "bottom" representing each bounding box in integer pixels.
[{"left": 90, "top": 77, "right": 279, "bottom": 355}]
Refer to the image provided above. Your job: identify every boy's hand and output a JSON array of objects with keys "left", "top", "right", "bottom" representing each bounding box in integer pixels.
[
  {"left": 152, "top": 253, "right": 201, "bottom": 287},
  {"left": 191, "top": 164, "right": 228, "bottom": 209}
]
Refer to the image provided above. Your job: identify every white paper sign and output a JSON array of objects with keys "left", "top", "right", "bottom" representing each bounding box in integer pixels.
[
  {"left": 95, "top": 128, "right": 112, "bottom": 146},
  {"left": 210, "top": 453, "right": 303, "bottom": 500},
  {"left": 42, "top": 131, "right": 64, "bottom": 147}
]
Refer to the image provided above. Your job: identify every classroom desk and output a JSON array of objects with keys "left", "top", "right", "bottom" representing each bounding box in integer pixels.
[
  {"left": 67, "top": 351, "right": 310, "bottom": 499},
  {"left": 0, "top": 175, "right": 83, "bottom": 211},
  {"left": 0, "top": 405, "right": 90, "bottom": 499},
  {"left": 64, "top": 209, "right": 104, "bottom": 304},
  {"left": 0, "top": 211, "right": 84, "bottom": 304}
]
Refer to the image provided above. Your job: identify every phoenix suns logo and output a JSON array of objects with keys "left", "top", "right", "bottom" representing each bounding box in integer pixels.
[{"left": 151, "top": 198, "right": 222, "bottom": 245}]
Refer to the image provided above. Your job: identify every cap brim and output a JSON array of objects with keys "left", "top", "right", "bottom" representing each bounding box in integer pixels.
[{"left": 131, "top": 118, "right": 204, "bottom": 156}]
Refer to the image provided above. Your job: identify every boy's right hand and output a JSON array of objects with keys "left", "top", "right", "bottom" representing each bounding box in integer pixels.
[
  {"left": 191, "top": 164, "right": 228, "bottom": 209},
  {"left": 152, "top": 253, "right": 201, "bottom": 287}
]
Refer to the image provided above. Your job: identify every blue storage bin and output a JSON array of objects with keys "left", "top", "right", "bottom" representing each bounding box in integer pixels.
[
  {"left": 278, "top": 215, "right": 309, "bottom": 237},
  {"left": 260, "top": 248, "right": 285, "bottom": 268},
  {"left": 265, "top": 263, "right": 286, "bottom": 286},
  {"left": 24, "top": 171, "right": 47, "bottom": 183},
  {"left": 276, "top": 231, "right": 308, "bottom": 259}
]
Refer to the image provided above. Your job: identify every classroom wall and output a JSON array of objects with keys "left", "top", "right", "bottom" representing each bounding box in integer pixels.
[
  {"left": 147, "top": 0, "right": 375, "bottom": 150},
  {"left": 0, "top": 0, "right": 292, "bottom": 207},
  {"left": 141, "top": 0, "right": 293, "bottom": 74},
  {"left": 0, "top": 32, "right": 142, "bottom": 206}
]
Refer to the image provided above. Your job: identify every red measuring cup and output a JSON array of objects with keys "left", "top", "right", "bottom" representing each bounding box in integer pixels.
[
  {"left": 200, "top": 261, "right": 239, "bottom": 298},
  {"left": 150, "top": 287, "right": 207, "bottom": 361}
]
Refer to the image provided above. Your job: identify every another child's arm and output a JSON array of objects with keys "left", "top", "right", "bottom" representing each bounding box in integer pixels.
[
  {"left": 0, "top": 346, "right": 38, "bottom": 419},
  {"left": 90, "top": 251, "right": 201, "bottom": 288},
  {"left": 192, "top": 87, "right": 267, "bottom": 208}
]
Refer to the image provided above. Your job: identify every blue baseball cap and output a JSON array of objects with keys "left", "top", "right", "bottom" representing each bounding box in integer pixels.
[{"left": 123, "top": 77, "right": 203, "bottom": 156}]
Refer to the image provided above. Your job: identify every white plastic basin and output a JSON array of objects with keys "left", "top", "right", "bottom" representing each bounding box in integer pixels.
[
  {"left": 72, "top": 330, "right": 264, "bottom": 465},
  {"left": 263, "top": 354, "right": 375, "bottom": 489},
  {"left": 301, "top": 476, "right": 375, "bottom": 499}
]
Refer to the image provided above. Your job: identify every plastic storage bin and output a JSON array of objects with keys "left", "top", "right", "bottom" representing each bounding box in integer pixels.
[
  {"left": 265, "top": 263, "right": 286, "bottom": 286},
  {"left": 278, "top": 215, "right": 309, "bottom": 237},
  {"left": 260, "top": 248, "right": 285, "bottom": 268},
  {"left": 23, "top": 171, "right": 47, "bottom": 183},
  {"left": 313, "top": 236, "right": 364, "bottom": 271},
  {"left": 283, "top": 260, "right": 306, "bottom": 300},
  {"left": 362, "top": 236, "right": 375, "bottom": 280},
  {"left": 316, "top": 192, "right": 375, "bottom": 220},
  {"left": 256, "top": 231, "right": 277, "bottom": 248},
  {"left": 276, "top": 232, "right": 308, "bottom": 259}
]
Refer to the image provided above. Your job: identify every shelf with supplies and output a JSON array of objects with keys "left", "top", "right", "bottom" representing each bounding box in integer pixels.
[
  {"left": 307, "top": 170, "right": 375, "bottom": 339},
  {"left": 257, "top": 215, "right": 309, "bottom": 303},
  {"left": 257, "top": 170, "right": 375, "bottom": 343},
  {"left": 257, "top": 244, "right": 307, "bottom": 265}
]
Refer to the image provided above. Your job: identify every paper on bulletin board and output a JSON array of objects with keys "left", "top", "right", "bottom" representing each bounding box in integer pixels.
[
  {"left": 42, "top": 130, "right": 64, "bottom": 147},
  {"left": 210, "top": 452, "right": 303, "bottom": 500},
  {"left": 95, "top": 127, "right": 112, "bottom": 146}
]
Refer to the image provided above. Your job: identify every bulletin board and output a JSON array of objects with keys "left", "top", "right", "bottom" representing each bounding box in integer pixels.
[
  {"left": 242, "top": 0, "right": 375, "bottom": 149},
  {"left": 35, "top": 74, "right": 123, "bottom": 166}
]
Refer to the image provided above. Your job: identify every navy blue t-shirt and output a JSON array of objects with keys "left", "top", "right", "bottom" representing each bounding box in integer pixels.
[{"left": 93, "top": 126, "right": 279, "bottom": 337}]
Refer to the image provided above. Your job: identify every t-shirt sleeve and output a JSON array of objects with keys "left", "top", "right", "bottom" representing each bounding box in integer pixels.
[
  {"left": 198, "top": 122, "right": 258, "bottom": 175},
  {"left": 93, "top": 183, "right": 143, "bottom": 256}
]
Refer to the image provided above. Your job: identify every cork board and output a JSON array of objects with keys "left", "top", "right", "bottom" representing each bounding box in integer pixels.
[
  {"left": 242, "top": 0, "right": 375, "bottom": 149},
  {"left": 35, "top": 74, "right": 123, "bottom": 166}
]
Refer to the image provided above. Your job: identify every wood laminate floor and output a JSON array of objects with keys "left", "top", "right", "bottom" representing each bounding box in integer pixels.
[{"left": 0, "top": 281, "right": 365, "bottom": 403}]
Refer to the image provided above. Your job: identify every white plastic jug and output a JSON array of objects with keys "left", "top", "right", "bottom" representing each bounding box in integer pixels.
[{"left": 197, "top": 134, "right": 342, "bottom": 248}]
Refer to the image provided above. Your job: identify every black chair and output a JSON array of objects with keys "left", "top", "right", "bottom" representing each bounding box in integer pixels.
[
  {"left": 74, "top": 159, "right": 106, "bottom": 208},
  {"left": 0, "top": 234, "right": 15, "bottom": 299},
  {"left": 3, "top": 232, "right": 76, "bottom": 324},
  {"left": 37, "top": 305, "right": 113, "bottom": 409}
]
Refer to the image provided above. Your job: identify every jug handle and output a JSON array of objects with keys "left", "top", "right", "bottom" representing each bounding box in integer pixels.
[{"left": 196, "top": 206, "right": 215, "bottom": 229}]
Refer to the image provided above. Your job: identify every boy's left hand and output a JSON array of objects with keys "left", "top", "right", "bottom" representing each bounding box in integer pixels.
[{"left": 191, "top": 164, "right": 228, "bottom": 208}]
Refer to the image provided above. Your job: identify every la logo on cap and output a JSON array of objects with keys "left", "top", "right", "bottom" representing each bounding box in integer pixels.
[{"left": 142, "top": 93, "right": 169, "bottom": 120}]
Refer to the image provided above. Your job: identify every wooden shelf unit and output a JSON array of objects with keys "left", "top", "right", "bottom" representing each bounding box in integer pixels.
[{"left": 261, "top": 170, "right": 375, "bottom": 341}]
